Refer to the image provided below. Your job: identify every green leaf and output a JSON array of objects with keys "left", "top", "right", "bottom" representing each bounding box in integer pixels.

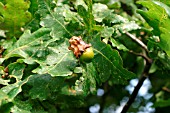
[
  {"left": 91, "top": 36, "right": 136, "bottom": 84},
  {"left": 93, "top": 3, "right": 140, "bottom": 33},
  {"left": 0, "top": 66, "right": 4, "bottom": 74},
  {"left": 0, "top": 99, "right": 13, "bottom": 113},
  {"left": 1, "top": 27, "right": 77, "bottom": 77},
  {"left": 77, "top": 5, "right": 88, "bottom": 19},
  {"left": 118, "top": 21, "right": 141, "bottom": 33},
  {"left": 1, "top": 37, "right": 17, "bottom": 49},
  {"left": 11, "top": 97, "right": 32, "bottom": 113},
  {"left": 137, "top": 1, "right": 166, "bottom": 35},
  {"left": 32, "top": 40, "right": 77, "bottom": 77},
  {"left": 74, "top": 63, "right": 97, "bottom": 95},
  {"left": 153, "top": 1, "right": 170, "bottom": 17},
  {"left": 1, "top": 77, "right": 30, "bottom": 101},
  {"left": 29, "top": 0, "right": 38, "bottom": 15},
  {"left": 36, "top": 0, "right": 53, "bottom": 17},
  {"left": 40, "top": 6, "right": 72, "bottom": 39},
  {"left": 27, "top": 74, "right": 64, "bottom": 100},
  {"left": 154, "top": 98, "right": 170, "bottom": 107},
  {"left": 0, "top": 0, "right": 32, "bottom": 37},
  {"left": 155, "top": 0, "right": 170, "bottom": 7},
  {"left": 159, "top": 28, "right": 170, "bottom": 56},
  {"left": 0, "top": 66, "right": 10, "bottom": 85},
  {"left": 8, "top": 62, "right": 25, "bottom": 81},
  {"left": 100, "top": 26, "right": 114, "bottom": 38},
  {"left": 92, "top": 3, "right": 127, "bottom": 24},
  {"left": 154, "top": 91, "right": 170, "bottom": 107},
  {"left": 11, "top": 105, "right": 31, "bottom": 113},
  {"left": 77, "top": 5, "right": 90, "bottom": 32},
  {"left": 0, "top": 28, "right": 51, "bottom": 64},
  {"left": 137, "top": 1, "right": 170, "bottom": 56},
  {"left": 77, "top": 0, "right": 95, "bottom": 35},
  {"left": 110, "top": 38, "right": 129, "bottom": 51},
  {"left": 0, "top": 78, "right": 10, "bottom": 86},
  {"left": 84, "top": 63, "right": 97, "bottom": 94},
  {"left": 92, "top": 3, "right": 111, "bottom": 22},
  {"left": 0, "top": 90, "right": 9, "bottom": 106}
]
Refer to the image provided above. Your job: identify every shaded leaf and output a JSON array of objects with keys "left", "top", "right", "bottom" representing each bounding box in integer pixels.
[
  {"left": 0, "top": 100, "right": 13, "bottom": 113},
  {"left": 11, "top": 97, "right": 32, "bottom": 113},
  {"left": 154, "top": 91, "right": 170, "bottom": 107},
  {"left": 154, "top": 98, "right": 170, "bottom": 107},
  {"left": 11, "top": 106, "right": 31, "bottom": 113},
  {"left": 27, "top": 74, "right": 64, "bottom": 100},
  {"left": 29, "top": 0, "right": 38, "bottom": 15}
]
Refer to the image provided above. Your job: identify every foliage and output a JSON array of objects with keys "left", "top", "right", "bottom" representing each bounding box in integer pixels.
[
  {"left": 0, "top": 0, "right": 32, "bottom": 37},
  {"left": 0, "top": 0, "right": 170, "bottom": 112}
]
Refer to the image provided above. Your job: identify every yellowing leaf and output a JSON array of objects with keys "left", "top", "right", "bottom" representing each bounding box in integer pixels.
[{"left": 0, "top": 0, "right": 32, "bottom": 37}]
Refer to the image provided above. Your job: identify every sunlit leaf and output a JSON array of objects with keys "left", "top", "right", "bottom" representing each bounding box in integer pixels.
[
  {"left": 1, "top": 77, "right": 30, "bottom": 101},
  {"left": 110, "top": 38, "right": 129, "bottom": 51},
  {"left": 74, "top": 63, "right": 97, "bottom": 95},
  {"left": 92, "top": 36, "right": 136, "bottom": 84},
  {"left": 1, "top": 28, "right": 51, "bottom": 62},
  {"left": 32, "top": 40, "right": 77, "bottom": 77},
  {"left": 137, "top": 1, "right": 170, "bottom": 56},
  {"left": 0, "top": 0, "right": 32, "bottom": 37}
]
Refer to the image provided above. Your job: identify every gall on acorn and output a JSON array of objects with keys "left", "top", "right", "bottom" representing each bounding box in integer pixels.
[{"left": 68, "top": 36, "right": 94, "bottom": 63}]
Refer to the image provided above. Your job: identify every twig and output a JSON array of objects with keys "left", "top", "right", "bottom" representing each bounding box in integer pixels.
[
  {"left": 125, "top": 32, "right": 148, "bottom": 52},
  {"left": 121, "top": 32, "right": 152, "bottom": 113},
  {"left": 162, "top": 87, "right": 170, "bottom": 93},
  {"left": 129, "top": 50, "right": 152, "bottom": 64},
  {"left": 121, "top": 61, "right": 152, "bottom": 113},
  {"left": 121, "top": 76, "right": 147, "bottom": 113}
]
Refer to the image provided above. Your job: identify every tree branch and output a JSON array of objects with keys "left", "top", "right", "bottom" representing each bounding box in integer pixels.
[
  {"left": 125, "top": 32, "right": 148, "bottom": 52},
  {"left": 121, "top": 61, "right": 152, "bottom": 113},
  {"left": 121, "top": 32, "right": 152, "bottom": 113},
  {"left": 129, "top": 50, "right": 152, "bottom": 64},
  {"left": 162, "top": 87, "right": 170, "bottom": 93}
]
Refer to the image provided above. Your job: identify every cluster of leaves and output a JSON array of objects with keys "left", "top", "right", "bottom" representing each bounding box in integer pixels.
[
  {"left": 0, "top": 0, "right": 32, "bottom": 37},
  {"left": 0, "top": 0, "right": 170, "bottom": 112},
  {"left": 137, "top": 0, "right": 170, "bottom": 111}
]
